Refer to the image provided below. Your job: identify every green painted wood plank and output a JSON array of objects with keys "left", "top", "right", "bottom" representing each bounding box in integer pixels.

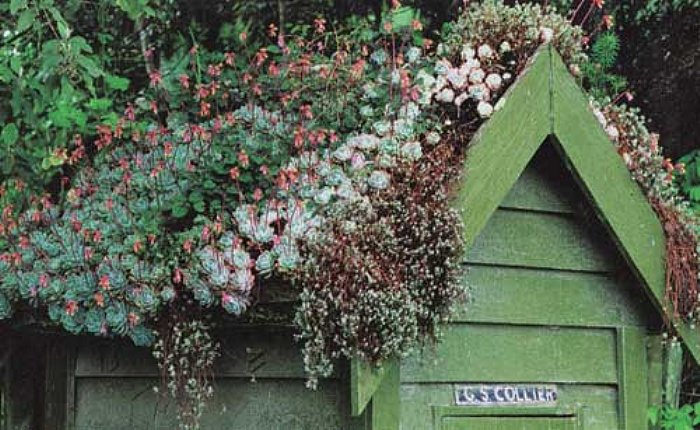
[
  {"left": 500, "top": 147, "right": 577, "bottom": 214},
  {"left": 72, "top": 377, "right": 355, "bottom": 430},
  {"left": 548, "top": 47, "right": 700, "bottom": 366},
  {"left": 74, "top": 330, "right": 313, "bottom": 379},
  {"left": 454, "top": 47, "right": 552, "bottom": 249},
  {"left": 401, "top": 384, "right": 619, "bottom": 430},
  {"left": 465, "top": 209, "right": 616, "bottom": 272},
  {"left": 402, "top": 324, "right": 618, "bottom": 383},
  {"left": 617, "top": 327, "right": 649, "bottom": 430},
  {"left": 662, "top": 339, "right": 683, "bottom": 408},
  {"left": 369, "top": 360, "right": 399, "bottom": 430},
  {"left": 647, "top": 335, "right": 664, "bottom": 416},
  {"left": 456, "top": 266, "right": 654, "bottom": 327},
  {"left": 350, "top": 358, "right": 387, "bottom": 417}
]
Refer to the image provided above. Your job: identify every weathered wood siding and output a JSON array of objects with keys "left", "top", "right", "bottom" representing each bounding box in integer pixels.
[
  {"left": 400, "top": 144, "right": 660, "bottom": 430},
  {"left": 63, "top": 328, "right": 365, "bottom": 430}
]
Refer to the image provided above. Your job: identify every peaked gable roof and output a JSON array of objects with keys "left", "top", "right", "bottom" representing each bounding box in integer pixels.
[{"left": 454, "top": 45, "right": 700, "bottom": 364}]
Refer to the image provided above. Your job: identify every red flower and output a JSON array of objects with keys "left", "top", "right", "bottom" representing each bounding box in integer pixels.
[
  {"left": 99, "top": 275, "right": 110, "bottom": 290},
  {"left": 65, "top": 300, "right": 78, "bottom": 316},
  {"left": 39, "top": 274, "right": 49, "bottom": 288},
  {"left": 133, "top": 240, "right": 142, "bottom": 254},
  {"left": 593, "top": 0, "right": 604, "bottom": 8},
  {"left": 253, "top": 188, "right": 263, "bottom": 201},
  {"left": 260, "top": 165, "right": 269, "bottom": 176},
  {"left": 602, "top": 14, "right": 613, "bottom": 29},
  {"left": 94, "top": 292, "right": 105, "bottom": 307},
  {"left": 412, "top": 19, "right": 423, "bottom": 31},
  {"left": 300, "top": 104, "right": 313, "bottom": 120},
  {"left": 229, "top": 167, "right": 240, "bottom": 180}
]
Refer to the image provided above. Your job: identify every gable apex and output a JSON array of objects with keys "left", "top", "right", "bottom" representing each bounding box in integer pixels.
[{"left": 455, "top": 45, "right": 700, "bottom": 364}]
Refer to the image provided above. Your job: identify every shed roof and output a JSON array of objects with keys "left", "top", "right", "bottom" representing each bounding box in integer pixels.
[{"left": 454, "top": 45, "right": 700, "bottom": 365}]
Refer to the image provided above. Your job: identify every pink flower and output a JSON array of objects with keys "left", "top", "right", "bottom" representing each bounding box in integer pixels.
[
  {"left": 148, "top": 69, "right": 162, "bottom": 87},
  {"left": 229, "top": 167, "right": 240, "bottom": 180},
  {"left": 313, "top": 18, "right": 326, "bottom": 34},
  {"left": 179, "top": 74, "right": 190, "bottom": 89},
  {"left": 238, "top": 150, "right": 249, "bottom": 167},
  {"left": 253, "top": 188, "right": 263, "bottom": 201}
]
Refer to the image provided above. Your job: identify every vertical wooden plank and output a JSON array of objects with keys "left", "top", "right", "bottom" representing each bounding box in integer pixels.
[
  {"left": 647, "top": 335, "right": 664, "bottom": 416},
  {"left": 44, "top": 339, "right": 69, "bottom": 430},
  {"left": 662, "top": 338, "right": 683, "bottom": 409},
  {"left": 370, "top": 360, "right": 400, "bottom": 430},
  {"left": 351, "top": 358, "right": 388, "bottom": 417},
  {"left": 617, "top": 327, "right": 648, "bottom": 430}
]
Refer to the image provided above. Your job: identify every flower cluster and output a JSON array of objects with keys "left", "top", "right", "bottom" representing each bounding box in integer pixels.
[{"left": 594, "top": 100, "right": 700, "bottom": 321}]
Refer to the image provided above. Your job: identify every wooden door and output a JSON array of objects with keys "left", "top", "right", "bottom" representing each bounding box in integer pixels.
[{"left": 442, "top": 416, "right": 578, "bottom": 430}]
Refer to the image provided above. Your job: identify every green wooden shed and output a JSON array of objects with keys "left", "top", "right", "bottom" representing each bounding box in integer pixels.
[{"left": 2, "top": 46, "right": 699, "bottom": 430}]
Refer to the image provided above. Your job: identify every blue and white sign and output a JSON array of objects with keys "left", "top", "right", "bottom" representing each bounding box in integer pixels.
[{"left": 454, "top": 384, "right": 558, "bottom": 406}]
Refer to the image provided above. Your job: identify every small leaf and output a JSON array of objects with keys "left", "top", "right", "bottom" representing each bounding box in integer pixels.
[
  {"left": 16, "top": 9, "right": 35, "bottom": 32},
  {"left": 1, "top": 123, "right": 19, "bottom": 146},
  {"left": 9, "top": 0, "right": 27, "bottom": 14},
  {"left": 104, "top": 74, "right": 130, "bottom": 91}
]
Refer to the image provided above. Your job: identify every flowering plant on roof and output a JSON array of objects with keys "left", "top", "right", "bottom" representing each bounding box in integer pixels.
[{"left": 5, "top": 0, "right": 696, "bottom": 427}]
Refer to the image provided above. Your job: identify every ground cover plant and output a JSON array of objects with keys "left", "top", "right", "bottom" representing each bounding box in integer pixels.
[{"left": 1, "top": 1, "right": 698, "bottom": 428}]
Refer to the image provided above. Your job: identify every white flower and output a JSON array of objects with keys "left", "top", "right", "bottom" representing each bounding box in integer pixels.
[
  {"left": 499, "top": 41, "right": 512, "bottom": 53},
  {"left": 373, "top": 120, "right": 392, "bottom": 136},
  {"left": 315, "top": 187, "right": 334, "bottom": 205},
  {"left": 460, "top": 45, "right": 476, "bottom": 60},
  {"left": 400, "top": 141, "right": 423, "bottom": 160},
  {"left": 605, "top": 125, "right": 620, "bottom": 142},
  {"left": 416, "top": 69, "right": 437, "bottom": 89},
  {"left": 406, "top": 46, "right": 422, "bottom": 63},
  {"left": 593, "top": 109, "right": 607, "bottom": 127},
  {"left": 569, "top": 64, "right": 581, "bottom": 77},
  {"left": 370, "top": 49, "right": 387, "bottom": 64},
  {"left": 485, "top": 73, "right": 503, "bottom": 91},
  {"left": 469, "top": 68, "right": 485, "bottom": 84},
  {"left": 477, "top": 44, "right": 494, "bottom": 59},
  {"left": 540, "top": 27, "right": 554, "bottom": 43},
  {"left": 333, "top": 144, "right": 354, "bottom": 161},
  {"left": 368, "top": 170, "right": 391, "bottom": 189},
  {"left": 359, "top": 105, "right": 374, "bottom": 117},
  {"left": 395, "top": 119, "right": 415, "bottom": 139},
  {"left": 447, "top": 68, "right": 467, "bottom": 89},
  {"left": 436, "top": 88, "right": 455, "bottom": 103},
  {"left": 468, "top": 83, "right": 490, "bottom": 101},
  {"left": 426, "top": 131, "right": 441, "bottom": 145},
  {"left": 349, "top": 134, "right": 380, "bottom": 150},
  {"left": 503, "top": 72, "right": 512, "bottom": 81},
  {"left": 477, "top": 101, "right": 494, "bottom": 118},
  {"left": 454, "top": 92, "right": 469, "bottom": 107},
  {"left": 463, "top": 58, "right": 481, "bottom": 72},
  {"left": 434, "top": 59, "right": 452, "bottom": 75}
]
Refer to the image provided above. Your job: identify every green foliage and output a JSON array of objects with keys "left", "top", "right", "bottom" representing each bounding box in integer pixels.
[
  {"left": 581, "top": 32, "right": 628, "bottom": 101},
  {"left": 676, "top": 150, "right": 700, "bottom": 215},
  {"left": 649, "top": 403, "right": 700, "bottom": 429}
]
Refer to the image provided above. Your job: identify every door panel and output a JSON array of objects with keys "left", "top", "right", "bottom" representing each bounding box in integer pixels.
[{"left": 442, "top": 416, "right": 577, "bottom": 430}]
